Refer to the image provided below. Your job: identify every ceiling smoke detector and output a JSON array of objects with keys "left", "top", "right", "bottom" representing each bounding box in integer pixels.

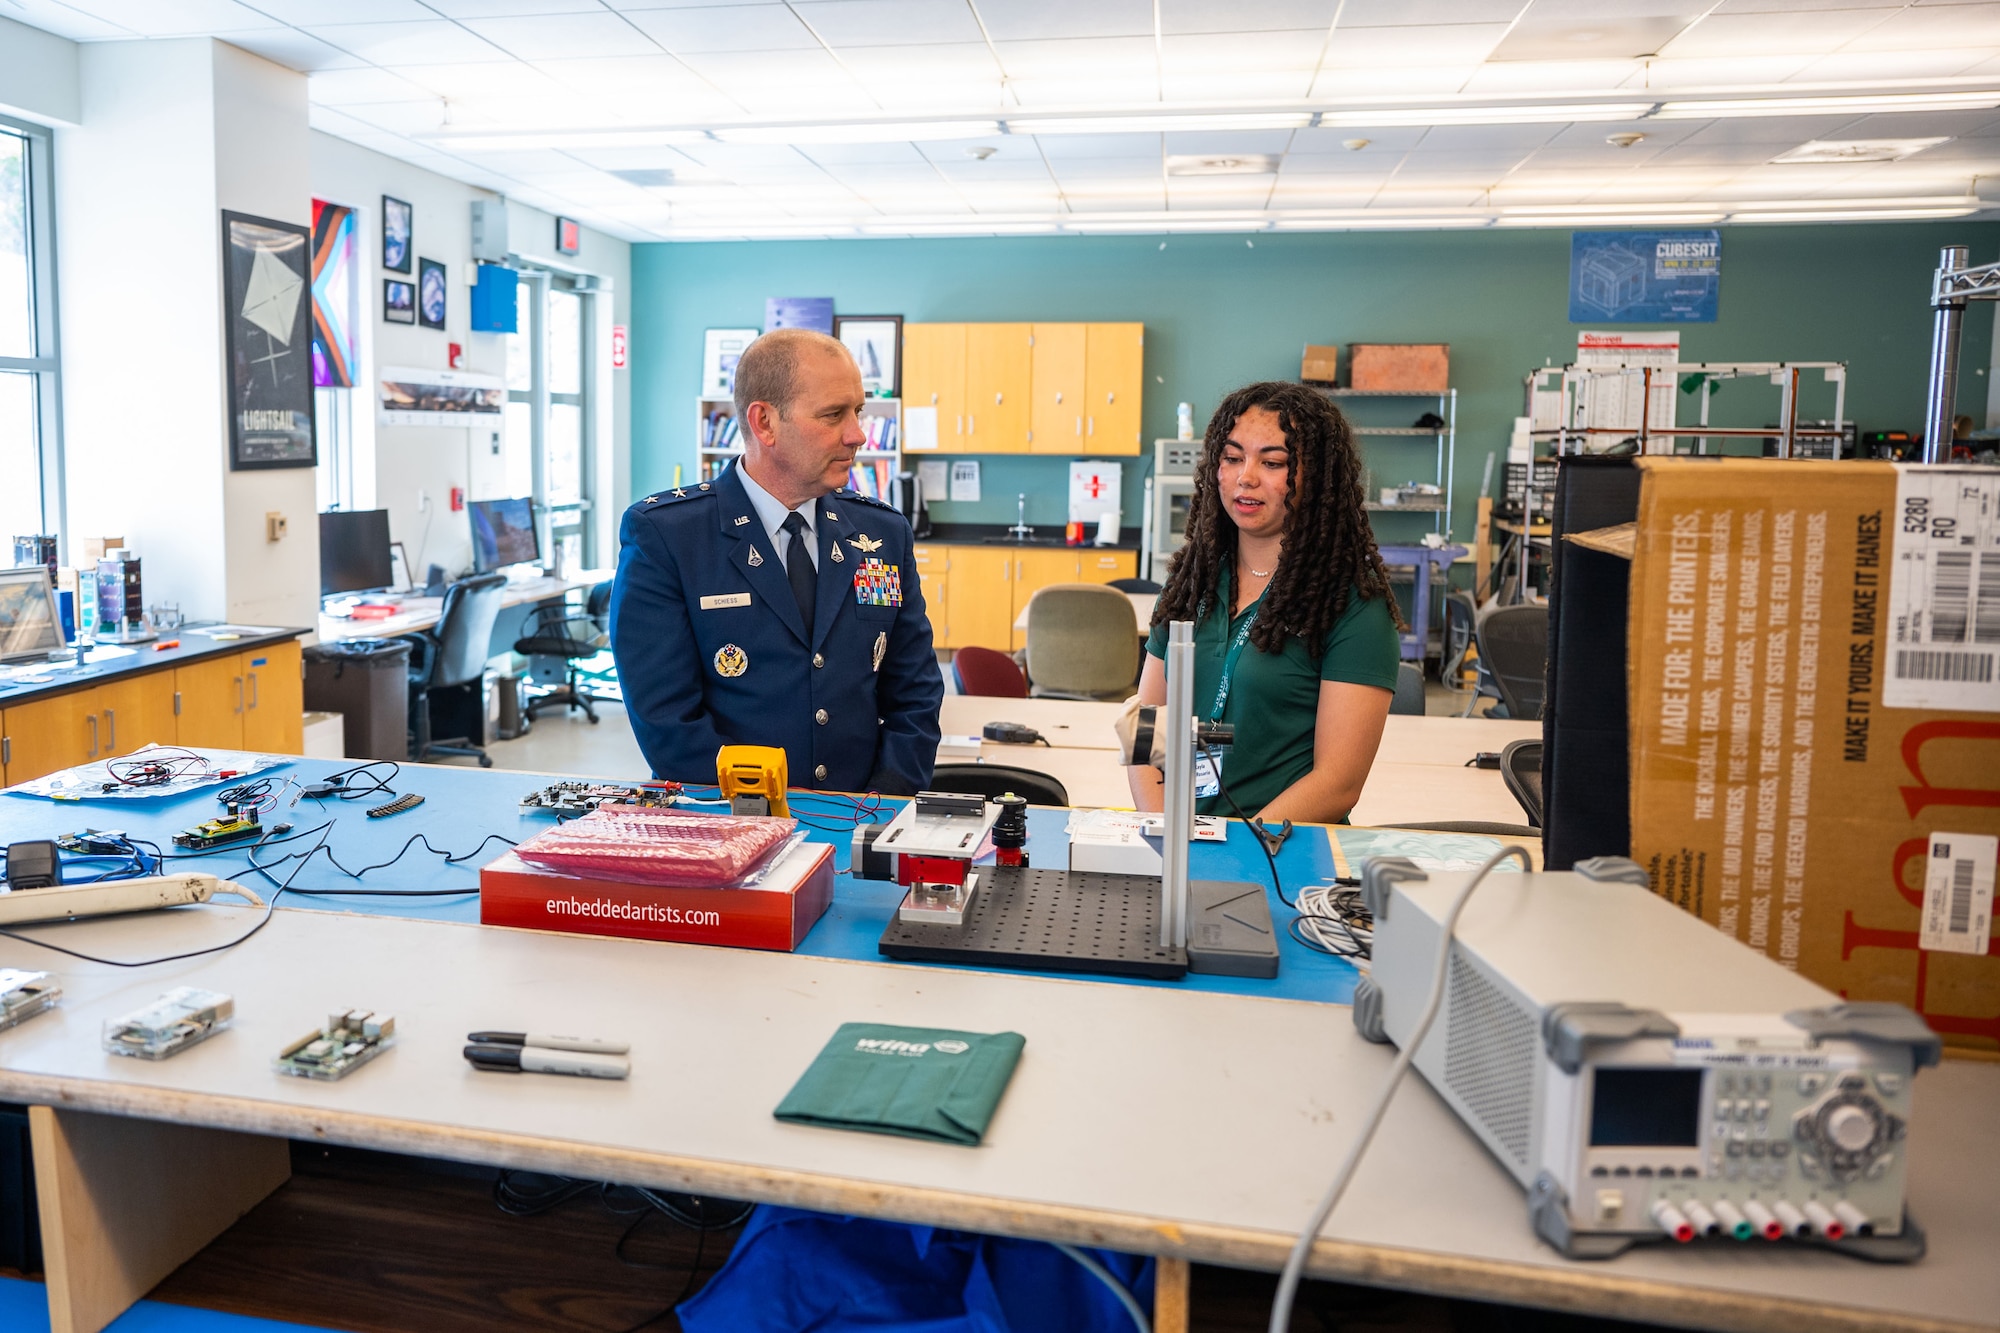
[
  {"left": 1605, "top": 132, "right": 1646, "bottom": 148},
  {"left": 1166, "top": 153, "right": 1282, "bottom": 176},
  {"left": 965, "top": 145, "right": 998, "bottom": 160},
  {"left": 1343, "top": 138, "right": 1371, "bottom": 152},
  {"left": 1771, "top": 138, "right": 1949, "bottom": 164}
]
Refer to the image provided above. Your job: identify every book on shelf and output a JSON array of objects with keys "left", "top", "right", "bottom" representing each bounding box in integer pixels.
[
  {"left": 702, "top": 409, "right": 739, "bottom": 449},
  {"left": 845, "top": 458, "right": 893, "bottom": 500}
]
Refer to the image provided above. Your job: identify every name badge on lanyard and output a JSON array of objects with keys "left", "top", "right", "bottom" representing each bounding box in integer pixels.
[
  {"left": 1193, "top": 748, "right": 1222, "bottom": 798},
  {"left": 1194, "top": 605, "right": 1256, "bottom": 801}
]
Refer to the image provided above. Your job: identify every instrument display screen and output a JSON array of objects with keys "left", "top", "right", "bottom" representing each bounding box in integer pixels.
[{"left": 1589, "top": 1067, "right": 1704, "bottom": 1147}]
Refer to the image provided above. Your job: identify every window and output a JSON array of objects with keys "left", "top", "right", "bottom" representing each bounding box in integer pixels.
[
  {"left": 504, "top": 270, "right": 597, "bottom": 572},
  {"left": 0, "top": 115, "right": 61, "bottom": 547}
]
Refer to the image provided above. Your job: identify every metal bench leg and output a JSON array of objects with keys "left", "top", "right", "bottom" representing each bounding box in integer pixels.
[{"left": 29, "top": 1106, "right": 290, "bottom": 1333}]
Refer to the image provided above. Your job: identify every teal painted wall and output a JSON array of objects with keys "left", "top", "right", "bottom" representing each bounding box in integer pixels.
[{"left": 629, "top": 224, "right": 1997, "bottom": 540}]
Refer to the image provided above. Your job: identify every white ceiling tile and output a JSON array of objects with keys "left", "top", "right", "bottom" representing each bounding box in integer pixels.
[
  {"left": 973, "top": 0, "right": 1155, "bottom": 41},
  {"left": 1629, "top": 55, "right": 1816, "bottom": 87},
  {"left": 1320, "top": 24, "right": 1509, "bottom": 66},
  {"left": 223, "top": 29, "right": 368, "bottom": 71},
  {"left": 1159, "top": 130, "right": 1299, "bottom": 155},
  {"left": 1791, "top": 49, "right": 1993, "bottom": 80},
  {"left": 1061, "top": 190, "right": 1168, "bottom": 211},
  {"left": 54, "top": 0, "right": 283, "bottom": 36},
  {"left": 1647, "top": 140, "right": 1803, "bottom": 164},
  {"left": 1660, "top": 9, "right": 1897, "bottom": 57},
  {"left": 394, "top": 60, "right": 559, "bottom": 100},
  {"left": 1162, "top": 72, "right": 1317, "bottom": 101},
  {"left": 1457, "top": 58, "right": 1644, "bottom": 92},
  {"left": 1338, "top": 0, "right": 1528, "bottom": 25},
  {"left": 1290, "top": 125, "right": 1429, "bottom": 151},
  {"left": 990, "top": 36, "right": 1157, "bottom": 77},
  {"left": 836, "top": 42, "right": 1003, "bottom": 86},
  {"left": 790, "top": 0, "right": 988, "bottom": 47},
  {"left": 952, "top": 182, "right": 1062, "bottom": 204},
  {"left": 458, "top": 13, "right": 663, "bottom": 59},
  {"left": 1004, "top": 76, "right": 1164, "bottom": 105},
  {"left": 0, "top": 0, "right": 137, "bottom": 39},
  {"left": 307, "top": 66, "right": 441, "bottom": 104},
  {"left": 438, "top": 147, "right": 585, "bottom": 174},
  {"left": 1415, "top": 123, "right": 1567, "bottom": 151},
  {"left": 1159, "top": 0, "right": 1339, "bottom": 34},
  {"left": 1368, "top": 186, "right": 1488, "bottom": 206},
  {"left": 919, "top": 137, "right": 1043, "bottom": 164},
  {"left": 304, "top": 20, "right": 516, "bottom": 64},
  {"left": 246, "top": 0, "right": 438, "bottom": 21},
  {"left": 1032, "top": 133, "right": 1160, "bottom": 159},
  {"left": 1836, "top": 3, "right": 2000, "bottom": 49},
  {"left": 1309, "top": 64, "right": 1477, "bottom": 95},
  {"left": 1393, "top": 152, "right": 1515, "bottom": 175},
  {"left": 1714, "top": 0, "right": 1895, "bottom": 12},
  {"left": 1278, "top": 155, "right": 1399, "bottom": 177},
  {"left": 1681, "top": 114, "right": 1872, "bottom": 145},
  {"left": 331, "top": 100, "right": 458, "bottom": 134},
  {"left": 1544, "top": 120, "right": 1699, "bottom": 149},
  {"left": 1167, "top": 191, "right": 1273, "bottom": 211},
  {"left": 799, "top": 142, "right": 934, "bottom": 165},
  {"left": 1836, "top": 111, "right": 2000, "bottom": 139},
  {"left": 1513, "top": 146, "right": 1661, "bottom": 171},
  {"left": 1158, "top": 30, "right": 1325, "bottom": 73},
  {"left": 620, "top": 4, "right": 820, "bottom": 52},
  {"left": 423, "top": 0, "right": 610, "bottom": 15},
  {"left": 674, "top": 50, "right": 876, "bottom": 110}
]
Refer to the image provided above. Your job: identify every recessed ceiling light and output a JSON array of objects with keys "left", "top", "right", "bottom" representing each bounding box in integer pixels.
[
  {"left": 1319, "top": 103, "right": 1654, "bottom": 127},
  {"left": 1166, "top": 154, "right": 1282, "bottom": 176},
  {"left": 1771, "top": 139, "right": 1949, "bottom": 164},
  {"left": 424, "top": 129, "right": 713, "bottom": 150}
]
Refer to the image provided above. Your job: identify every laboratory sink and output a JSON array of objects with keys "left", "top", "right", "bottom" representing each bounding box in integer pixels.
[{"left": 977, "top": 535, "right": 1066, "bottom": 546}]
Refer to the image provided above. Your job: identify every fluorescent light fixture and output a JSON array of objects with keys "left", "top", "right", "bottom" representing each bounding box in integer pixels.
[
  {"left": 858, "top": 222, "right": 1060, "bottom": 236},
  {"left": 425, "top": 129, "right": 713, "bottom": 150},
  {"left": 1771, "top": 139, "right": 1949, "bottom": 164},
  {"left": 1497, "top": 213, "right": 1725, "bottom": 227},
  {"left": 1728, "top": 206, "right": 1978, "bottom": 222},
  {"left": 1269, "top": 216, "right": 1494, "bottom": 229},
  {"left": 716, "top": 120, "right": 1001, "bottom": 144},
  {"left": 1319, "top": 102, "right": 1654, "bottom": 126},
  {"left": 1060, "top": 217, "right": 1272, "bottom": 232},
  {"left": 1656, "top": 91, "right": 2000, "bottom": 119},
  {"left": 1011, "top": 113, "right": 1313, "bottom": 135}
]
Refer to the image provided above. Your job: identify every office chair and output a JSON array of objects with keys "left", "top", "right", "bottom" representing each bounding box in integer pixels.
[
  {"left": 1106, "top": 577, "right": 1162, "bottom": 594},
  {"left": 1390, "top": 663, "right": 1426, "bottom": 716},
  {"left": 1501, "top": 738, "right": 1543, "bottom": 829},
  {"left": 927, "top": 763, "right": 1069, "bottom": 808},
  {"left": 401, "top": 572, "right": 507, "bottom": 766},
  {"left": 1022, "top": 584, "right": 1141, "bottom": 700},
  {"left": 513, "top": 592, "right": 612, "bottom": 725},
  {"left": 952, "top": 645, "right": 1029, "bottom": 698},
  {"left": 1473, "top": 603, "right": 1549, "bottom": 720},
  {"left": 1441, "top": 592, "right": 1480, "bottom": 701}
]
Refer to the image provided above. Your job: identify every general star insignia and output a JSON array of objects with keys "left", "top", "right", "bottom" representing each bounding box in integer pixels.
[
  {"left": 849, "top": 533, "right": 884, "bottom": 554},
  {"left": 672, "top": 487, "right": 687, "bottom": 498}
]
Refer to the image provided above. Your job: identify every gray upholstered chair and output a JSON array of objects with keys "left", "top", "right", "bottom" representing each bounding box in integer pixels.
[{"left": 1022, "top": 583, "right": 1141, "bottom": 700}]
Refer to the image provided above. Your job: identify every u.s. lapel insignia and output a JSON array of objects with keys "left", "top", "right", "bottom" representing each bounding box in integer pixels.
[
  {"left": 872, "top": 631, "right": 887, "bottom": 673},
  {"left": 747, "top": 546, "right": 764, "bottom": 567},
  {"left": 733, "top": 514, "right": 750, "bottom": 526},
  {"left": 825, "top": 510, "right": 838, "bottom": 521},
  {"left": 850, "top": 533, "right": 884, "bottom": 554},
  {"left": 830, "top": 541, "right": 844, "bottom": 563},
  {"left": 713, "top": 643, "right": 748, "bottom": 678}
]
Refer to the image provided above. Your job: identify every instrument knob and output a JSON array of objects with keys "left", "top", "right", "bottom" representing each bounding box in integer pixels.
[{"left": 1825, "top": 1103, "right": 1877, "bottom": 1152}]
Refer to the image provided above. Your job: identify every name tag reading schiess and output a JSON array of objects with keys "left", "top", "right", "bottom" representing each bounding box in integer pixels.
[{"left": 700, "top": 593, "right": 752, "bottom": 611}]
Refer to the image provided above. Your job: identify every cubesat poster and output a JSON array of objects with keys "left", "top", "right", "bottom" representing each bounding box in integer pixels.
[{"left": 1569, "top": 230, "right": 1720, "bottom": 323}]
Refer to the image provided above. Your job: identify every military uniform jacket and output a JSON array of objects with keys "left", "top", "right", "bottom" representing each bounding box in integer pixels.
[{"left": 608, "top": 465, "right": 942, "bottom": 795}]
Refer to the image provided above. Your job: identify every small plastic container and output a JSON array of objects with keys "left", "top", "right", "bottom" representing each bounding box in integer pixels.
[
  {"left": 0, "top": 969, "right": 60, "bottom": 1032},
  {"left": 103, "top": 987, "right": 233, "bottom": 1060}
]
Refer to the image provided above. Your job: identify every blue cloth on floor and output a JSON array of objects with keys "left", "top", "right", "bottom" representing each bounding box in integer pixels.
[{"left": 677, "top": 1206, "right": 1153, "bottom": 1333}]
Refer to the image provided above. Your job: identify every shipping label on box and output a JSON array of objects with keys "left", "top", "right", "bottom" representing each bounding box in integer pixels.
[{"left": 1626, "top": 458, "right": 2000, "bottom": 1052}]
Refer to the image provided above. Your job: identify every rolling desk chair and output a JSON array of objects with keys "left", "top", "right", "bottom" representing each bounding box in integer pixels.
[
  {"left": 928, "top": 764, "right": 1069, "bottom": 808},
  {"left": 1390, "top": 663, "right": 1426, "bottom": 716},
  {"left": 513, "top": 589, "right": 612, "bottom": 725},
  {"left": 1022, "top": 584, "right": 1140, "bottom": 701},
  {"left": 1473, "top": 603, "right": 1549, "bottom": 720},
  {"left": 1501, "top": 738, "right": 1544, "bottom": 828},
  {"left": 1106, "top": 577, "right": 1162, "bottom": 594},
  {"left": 400, "top": 573, "right": 507, "bottom": 766},
  {"left": 951, "top": 646, "right": 1029, "bottom": 699}
]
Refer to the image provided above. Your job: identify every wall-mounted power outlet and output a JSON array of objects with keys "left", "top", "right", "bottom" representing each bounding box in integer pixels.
[{"left": 265, "top": 512, "right": 287, "bottom": 542}]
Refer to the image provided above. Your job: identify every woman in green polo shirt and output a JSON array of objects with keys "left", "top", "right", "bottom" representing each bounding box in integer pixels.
[{"left": 1128, "top": 381, "right": 1404, "bottom": 823}]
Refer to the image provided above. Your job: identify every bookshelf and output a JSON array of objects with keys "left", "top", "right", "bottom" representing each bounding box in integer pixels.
[{"left": 697, "top": 396, "right": 903, "bottom": 497}]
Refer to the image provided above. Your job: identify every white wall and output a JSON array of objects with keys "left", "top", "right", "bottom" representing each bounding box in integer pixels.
[
  {"left": 309, "top": 132, "right": 631, "bottom": 580},
  {"left": 0, "top": 14, "right": 79, "bottom": 127}
]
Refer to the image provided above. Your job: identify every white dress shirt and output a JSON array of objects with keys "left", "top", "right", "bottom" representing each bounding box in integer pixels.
[{"left": 734, "top": 463, "right": 818, "bottom": 574}]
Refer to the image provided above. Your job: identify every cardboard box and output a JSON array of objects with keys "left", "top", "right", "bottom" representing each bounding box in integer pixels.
[
  {"left": 1624, "top": 459, "right": 1999, "bottom": 1052},
  {"left": 1348, "top": 344, "right": 1448, "bottom": 393},
  {"left": 480, "top": 838, "right": 833, "bottom": 951},
  {"left": 1301, "top": 344, "right": 1339, "bottom": 385}
]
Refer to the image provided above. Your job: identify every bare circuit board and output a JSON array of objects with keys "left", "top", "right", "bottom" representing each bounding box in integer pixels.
[
  {"left": 518, "top": 780, "right": 681, "bottom": 818},
  {"left": 275, "top": 1009, "right": 396, "bottom": 1081}
]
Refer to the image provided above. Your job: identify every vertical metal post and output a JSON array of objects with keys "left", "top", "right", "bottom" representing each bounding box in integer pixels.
[
  {"left": 1777, "top": 366, "right": 1797, "bottom": 459},
  {"left": 1160, "top": 621, "right": 1193, "bottom": 950},
  {"left": 1925, "top": 245, "right": 1970, "bottom": 464},
  {"left": 1638, "top": 366, "right": 1652, "bottom": 454}
]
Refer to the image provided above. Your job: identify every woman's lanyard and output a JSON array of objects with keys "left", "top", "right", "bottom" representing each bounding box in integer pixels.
[{"left": 1209, "top": 605, "right": 1259, "bottom": 721}]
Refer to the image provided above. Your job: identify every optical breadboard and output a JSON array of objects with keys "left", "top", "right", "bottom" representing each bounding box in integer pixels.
[
  {"left": 1351, "top": 856, "right": 1938, "bottom": 1260},
  {"left": 878, "top": 865, "right": 1187, "bottom": 980}
]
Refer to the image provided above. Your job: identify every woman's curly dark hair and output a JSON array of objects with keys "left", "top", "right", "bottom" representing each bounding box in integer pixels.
[{"left": 1153, "top": 381, "right": 1405, "bottom": 656}]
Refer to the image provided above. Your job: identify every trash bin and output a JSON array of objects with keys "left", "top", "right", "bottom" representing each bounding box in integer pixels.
[{"left": 304, "top": 639, "right": 412, "bottom": 761}]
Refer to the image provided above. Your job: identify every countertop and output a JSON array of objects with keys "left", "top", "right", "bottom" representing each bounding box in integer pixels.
[
  {"left": 918, "top": 522, "right": 1145, "bottom": 551},
  {"left": 0, "top": 625, "right": 306, "bottom": 710}
]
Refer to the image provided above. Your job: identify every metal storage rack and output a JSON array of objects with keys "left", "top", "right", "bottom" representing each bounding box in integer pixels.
[
  {"left": 1523, "top": 361, "right": 1849, "bottom": 458},
  {"left": 1311, "top": 387, "right": 1458, "bottom": 541}
]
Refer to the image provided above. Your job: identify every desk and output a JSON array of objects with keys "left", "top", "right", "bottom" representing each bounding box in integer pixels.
[
  {"left": 1010, "top": 589, "right": 1155, "bottom": 633},
  {"left": 315, "top": 571, "right": 613, "bottom": 645},
  {"left": 1377, "top": 544, "right": 1469, "bottom": 662}
]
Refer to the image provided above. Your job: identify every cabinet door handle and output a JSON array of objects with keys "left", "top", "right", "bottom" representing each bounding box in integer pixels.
[
  {"left": 930, "top": 392, "right": 938, "bottom": 405},
  {"left": 995, "top": 392, "right": 1002, "bottom": 405},
  {"left": 2, "top": 737, "right": 9, "bottom": 767},
  {"left": 1087, "top": 416, "right": 1094, "bottom": 436},
  {"left": 173, "top": 690, "right": 182, "bottom": 716},
  {"left": 234, "top": 676, "right": 244, "bottom": 714},
  {"left": 105, "top": 709, "right": 116, "bottom": 754},
  {"left": 1055, "top": 391, "right": 1063, "bottom": 404},
  {"left": 1075, "top": 417, "right": 1082, "bottom": 436},
  {"left": 1107, "top": 391, "right": 1115, "bottom": 404},
  {"left": 247, "top": 673, "right": 259, "bottom": 710},
  {"left": 967, "top": 413, "right": 975, "bottom": 434},
  {"left": 87, "top": 713, "right": 98, "bottom": 759}
]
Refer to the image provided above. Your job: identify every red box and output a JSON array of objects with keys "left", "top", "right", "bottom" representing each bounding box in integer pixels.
[{"left": 480, "top": 839, "right": 833, "bottom": 951}]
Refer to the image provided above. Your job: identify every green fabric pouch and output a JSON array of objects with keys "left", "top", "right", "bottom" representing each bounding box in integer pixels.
[{"left": 774, "top": 1022, "right": 1026, "bottom": 1146}]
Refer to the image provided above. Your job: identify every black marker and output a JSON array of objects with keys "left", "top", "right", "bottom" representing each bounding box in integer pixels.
[
  {"left": 463, "top": 1042, "right": 629, "bottom": 1080},
  {"left": 466, "top": 1030, "right": 629, "bottom": 1055}
]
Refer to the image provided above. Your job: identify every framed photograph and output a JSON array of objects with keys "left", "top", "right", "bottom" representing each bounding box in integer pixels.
[
  {"left": 383, "top": 278, "right": 415, "bottom": 324},
  {"left": 834, "top": 315, "right": 902, "bottom": 398},
  {"left": 381, "top": 195, "right": 412, "bottom": 273},
  {"left": 222, "top": 211, "right": 316, "bottom": 471},
  {"left": 418, "top": 257, "right": 446, "bottom": 329},
  {"left": 556, "top": 216, "right": 581, "bottom": 256},
  {"left": 703, "top": 327, "right": 759, "bottom": 397}
]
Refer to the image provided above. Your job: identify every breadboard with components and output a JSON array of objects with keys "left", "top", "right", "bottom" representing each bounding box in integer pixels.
[
  {"left": 518, "top": 780, "right": 682, "bottom": 818},
  {"left": 275, "top": 1009, "right": 397, "bottom": 1080}
]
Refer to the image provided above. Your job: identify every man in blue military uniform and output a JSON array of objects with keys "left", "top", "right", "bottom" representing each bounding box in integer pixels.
[{"left": 609, "top": 328, "right": 942, "bottom": 794}]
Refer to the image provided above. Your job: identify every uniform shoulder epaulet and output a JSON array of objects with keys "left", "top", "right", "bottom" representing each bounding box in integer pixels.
[
  {"left": 636, "top": 483, "right": 716, "bottom": 512},
  {"left": 835, "top": 488, "right": 898, "bottom": 513}
]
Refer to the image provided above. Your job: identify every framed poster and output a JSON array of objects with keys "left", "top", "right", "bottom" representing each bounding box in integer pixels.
[
  {"left": 418, "top": 257, "right": 447, "bottom": 329},
  {"left": 765, "top": 296, "right": 834, "bottom": 334},
  {"left": 1569, "top": 230, "right": 1720, "bottom": 323},
  {"left": 384, "top": 278, "right": 415, "bottom": 324},
  {"left": 221, "top": 210, "right": 316, "bottom": 471},
  {"left": 382, "top": 195, "right": 412, "bottom": 273},
  {"left": 834, "top": 315, "right": 901, "bottom": 398},
  {"left": 310, "top": 199, "right": 358, "bottom": 387},
  {"left": 703, "top": 327, "right": 759, "bottom": 397}
]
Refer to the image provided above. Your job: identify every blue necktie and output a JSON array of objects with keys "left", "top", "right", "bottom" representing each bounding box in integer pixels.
[{"left": 782, "top": 511, "right": 815, "bottom": 630}]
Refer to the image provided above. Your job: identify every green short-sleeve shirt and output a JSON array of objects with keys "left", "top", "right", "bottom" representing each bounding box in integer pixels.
[{"left": 1145, "top": 568, "right": 1400, "bottom": 817}]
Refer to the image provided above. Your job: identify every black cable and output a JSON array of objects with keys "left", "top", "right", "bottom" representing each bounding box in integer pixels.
[
  {"left": 305, "top": 760, "right": 401, "bottom": 802},
  {"left": 1198, "top": 741, "right": 1293, "bottom": 908}
]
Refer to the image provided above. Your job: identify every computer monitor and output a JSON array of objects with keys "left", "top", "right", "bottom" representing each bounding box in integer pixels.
[
  {"left": 470, "top": 497, "right": 540, "bottom": 573},
  {"left": 319, "top": 509, "right": 394, "bottom": 596},
  {"left": 0, "top": 567, "right": 65, "bottom": 664}
]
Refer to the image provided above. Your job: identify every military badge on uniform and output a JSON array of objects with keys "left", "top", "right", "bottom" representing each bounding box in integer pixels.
[
  {"left": 830, "top": 542, "right": 844, "bottom": 563},
  {"left": 872, "top": 631, "right": 887, "bottom": 672},
  {"left": 713, "top": 643, "right": 748, "bottom": 677},
  {"left": 849, "top": 533, "right": 884, "bottom": 554},
  {"left": 747, "top": 546, "right": 764, "bottom": 567},
  {"left": 853, "top": 557, "right": 903, "bottom": 607}
]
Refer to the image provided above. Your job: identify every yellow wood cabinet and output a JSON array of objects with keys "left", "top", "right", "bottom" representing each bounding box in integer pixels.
[
  {"left": 963, "top": 323, "right": 1030, "bottom": 451},
  {"left": 1084, "top": 323, "right": 1144, "bottom": 455},
  {"left": 96, "top": 672, "right": 178, "bottom": 759},
  {"left": 1077, "top": 549, "right": 1140, "bottom": 585},
  {"left": 902, "top": 323, "right": 966, "bottom": 452},
  {"left": 1029, "top": 322, "right": 1087, "bottom": 454},
  {"left": 910, "top": 544, "right": 1140, "bottom": 652},
  {"left": 241, "top": 641, "right": 304, "bottom": 754},
  {"left": 173, "top": 653, "right": 246, "bottom": 749},
  {"left": 912, "top": 544, "right": 947, "bottom": 627},
  {"left": 0, "top": 690, "right": 100, "bottom": 786},
  {"left": 941, "top": 546, "right": 1014, "bottom": 650}
]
